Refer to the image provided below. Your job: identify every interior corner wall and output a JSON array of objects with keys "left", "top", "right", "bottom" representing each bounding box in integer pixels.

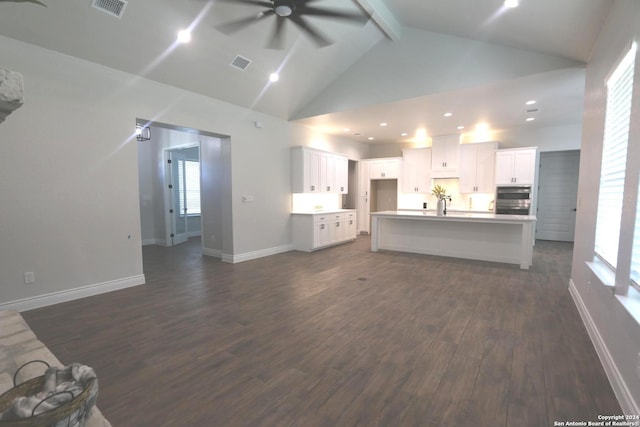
[
  {"left": 569, "top": 0, "right": 640, "bottom": 414},
  {"left": 0, "top": 34, "right": 327, "bottom": 307},
  {"left": 137, "top": 140, "right": 156, "bottom": 245}
]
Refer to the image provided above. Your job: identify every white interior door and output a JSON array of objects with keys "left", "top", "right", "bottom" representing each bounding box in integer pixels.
[
  {"left": 168, "top": 152, "right": 189, "bottom": 246},
  {"left": 536, "top": 151, "right": 580, "bottom": 242}
]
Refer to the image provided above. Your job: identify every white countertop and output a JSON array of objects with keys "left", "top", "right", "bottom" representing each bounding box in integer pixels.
[
  {"left": 292, "top": 209, "right": 356, "bottom": 215},
  {"left": 371, "top": 210, "right": 536, "bottom": 222}
]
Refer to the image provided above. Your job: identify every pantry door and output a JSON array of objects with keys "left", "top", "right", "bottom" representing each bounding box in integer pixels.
[{"left": 536, "top": 150, "right": 580, "bottom": 242}]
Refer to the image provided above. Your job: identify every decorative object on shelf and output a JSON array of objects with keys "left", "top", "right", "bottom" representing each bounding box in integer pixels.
[
  {"left": 0, "top": 0, "right": 47, "bottom": 6},
  {"left": 135, "top": 123, "right": 150, "bottom": 141},
  {"left": 432, "top": 184, "right": 452, "bottom": 216}
]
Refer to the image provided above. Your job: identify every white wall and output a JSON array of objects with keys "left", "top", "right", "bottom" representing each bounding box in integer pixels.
[
  {"left": 294, "top": 27, "right": 583, "bottom": 119},
  {"left": 570, "top": 0, "right": 640, "bottom": 414},
  {"left": 0, "top": 35, "right": 364, "bottom": 308}
]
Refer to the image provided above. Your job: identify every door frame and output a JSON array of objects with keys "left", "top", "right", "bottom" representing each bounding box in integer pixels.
[
  {"left": 535, "top": 149, "right": 580, "bottom": 242},
  {"left": 163, "top": 145, "right": 201, "bottom": 246}
]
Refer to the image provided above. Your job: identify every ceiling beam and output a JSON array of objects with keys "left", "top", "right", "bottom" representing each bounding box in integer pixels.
[{"left": 354, "top": 0, "right": 403, "bottom": 41}]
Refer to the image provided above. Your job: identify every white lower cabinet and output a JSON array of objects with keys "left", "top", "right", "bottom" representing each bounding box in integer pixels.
[{"left": 292, "top": 210, "right": 357, "bottom": 252}]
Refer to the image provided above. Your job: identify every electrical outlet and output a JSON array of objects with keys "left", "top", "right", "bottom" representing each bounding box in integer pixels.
[{"left": 24, "top": 272, "right": 35, "bottom": 284}]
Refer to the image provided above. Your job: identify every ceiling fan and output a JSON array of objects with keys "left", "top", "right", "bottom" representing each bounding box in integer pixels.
[
  {"left": 0, "top": 0, "right": 46, "bottom": 6},
  {"left": 214, "top": 0, "right": 369, "bottom": 49}
]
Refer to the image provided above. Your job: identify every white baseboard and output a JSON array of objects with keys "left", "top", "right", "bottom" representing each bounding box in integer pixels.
[
  {"left": 568, "top": 279, "right": 640, "bottom": 415},
  {"left": 222, "top": 244, "right": 294, "bottom": 264},
  {"left": 142, "top": 238, "right": 170, "bottom": 247},
  {"left": 202, "top": 247, "right": 222, "bottom": 258},
  {"left": 0, "top": 275, "right": 146, "bottom": 312}
]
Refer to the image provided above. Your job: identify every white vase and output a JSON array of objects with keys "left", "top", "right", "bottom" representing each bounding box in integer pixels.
[{"left": 437, "top": 199, "right": 445, "bottom": 216}]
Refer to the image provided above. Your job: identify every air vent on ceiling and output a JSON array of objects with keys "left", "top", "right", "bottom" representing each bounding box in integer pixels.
[
  {"left": 526, "top": 108, "right": 540, "bottom": 113},
  {"left": 230, "top": 55, "right": 252, "bottom": 71},
  {"left": 91, "top": 0, "right": 128, "bottom": 18}
]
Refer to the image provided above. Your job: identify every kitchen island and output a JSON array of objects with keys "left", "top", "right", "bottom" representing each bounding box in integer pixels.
[{"left": 370, "top": 210, "right": 537, "bottom": 269}]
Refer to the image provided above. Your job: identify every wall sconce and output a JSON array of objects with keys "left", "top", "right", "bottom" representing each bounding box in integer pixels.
[{"left": 136, "top": 124, "right": 150, "bottom": 141}]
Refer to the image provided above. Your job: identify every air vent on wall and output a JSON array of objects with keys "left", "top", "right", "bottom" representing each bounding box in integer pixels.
[
  {"left": 91, "top": 0, "right": 128, "bottom": 18},
  {"left": 230, "top": 55, "right": 251, "bottom": 71}
]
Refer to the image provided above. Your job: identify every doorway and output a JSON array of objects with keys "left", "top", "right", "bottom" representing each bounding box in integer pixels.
[
  {"left": 136, "top": 120, "right": 232, "bottom": 260},
  {"left": 166, "top": 146, "right": 201, "bottom": 246},
  {"left": 536, "top": 150, "right": 580, "bottom": 242}
]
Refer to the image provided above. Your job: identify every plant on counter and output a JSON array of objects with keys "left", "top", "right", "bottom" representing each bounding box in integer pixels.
[{"left": 432, "top": 184, "right": 450, "bottom": 200}]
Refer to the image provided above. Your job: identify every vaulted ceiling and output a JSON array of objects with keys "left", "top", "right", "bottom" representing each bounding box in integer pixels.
[{"left": 0, "top": 0, "right": 612, "bottom": 143}]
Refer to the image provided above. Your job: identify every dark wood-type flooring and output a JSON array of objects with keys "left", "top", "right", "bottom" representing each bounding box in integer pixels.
[{"left": 22, "top": 236, "right": 621, "bottom": 426}]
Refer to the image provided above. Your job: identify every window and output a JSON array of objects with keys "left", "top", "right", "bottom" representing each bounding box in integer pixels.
[
  {"left": 631, "top": 179, "right": 640, "bottom": 288},
  {"left": 594, "top": 43, "right": 636, "bottom": 269},
  {"left": 178, "top": 160, "right": 201, "bottom": 216}
]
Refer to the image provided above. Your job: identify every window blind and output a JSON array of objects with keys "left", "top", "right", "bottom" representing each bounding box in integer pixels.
[
  {"left": 594, "top": 43, "right": 636, "bottom": 269},
  {"left": 177, "top": 160, "right": 201, "bottom": 216},
  {"left": 184, "top": 160, "right": 201, "bottom": 215},
  {"left": 632, "top": 179, "right": 640, "bottom": 285}
]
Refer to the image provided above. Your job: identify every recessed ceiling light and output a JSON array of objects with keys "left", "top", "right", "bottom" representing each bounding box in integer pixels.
[
  {"left": 526, "top": 100, "right": 536, "bottom": 105},
  {"left": 504, "top": 0, "right": 519, "bottom": 8},
  {"left": 401, "top": 132, "right": 408, "bottom": 137},
  {"left": 368, "top": 137, "right": 374, "bottom": 140},
  {"left": 457, "top": 126, "right": 465, "bottom": 130},
  {"left": 269, "top": 73, "right": 279, "bottom": 82},
  {"left": 380, "top": 122, "right": 388, "bottom": 127},
  {"left": 177, "top": 30, "right": 191, "bottom": 43},
  {"left": 444, "top": 112, "right": 453, "bottom": 117},
  {"left": 526, "top": 117, "right": 535, "bottom": 122},
  {"left": 343, "top": 128, "right": 351, "bottom": 132}
]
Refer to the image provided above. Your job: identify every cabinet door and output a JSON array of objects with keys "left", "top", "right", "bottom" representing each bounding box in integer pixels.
[
  {"left": 346, "top": 213, "right": 357, "bottom": 239},
  {"left": 370, "top": 159, "right": 400, "bottom": 179},
  {"left": 475, "top": 143, "right": 497, "bottom": 192},
  {"left": 321, "top": 154, "right": 336, "bottom": 192},
  {"left": 458, "top": 144, "right": 478, "bottom": 193},
  {"left": 495, "top": 151, "right": 515, "bottom": 185},
  {"left": 402, "top": 149, "right": 431, "bottom": 193},
  {"left": 431, "top": 136, "right": 460, "bottom": 177},
  {"left": 369, "top": 161, "right": 383, "bottom": 179},
  {"left": 513, "top": 150, "right": 536, "bottom": 185},
  {"left": 335, "top": 156, "right": 348, "bottom": 194},
  {"left": 383, "top": 159, "right": 400, "bottom": 179},
  {"left": 334, "top": 219, "right": 346, "bottom": 242},
  {"left": 305, "top": 149, "right": 322, "bottom": 192}
]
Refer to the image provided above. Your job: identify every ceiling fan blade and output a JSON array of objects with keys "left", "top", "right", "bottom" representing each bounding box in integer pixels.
[
  {"left": 216, "top": 10, "right": 274, "bottom": 34},
  {"left": 297, "top": 5, "right": 369, "bottom": 24},
  {"left": 289, "top": 15, "right": 332, "bottom": 47},
  {"left": 215, "top": 0, "right": 274, "bottom": 7},
  {"left": 267, "top": 16, "right": 286, "bottom": 49}
]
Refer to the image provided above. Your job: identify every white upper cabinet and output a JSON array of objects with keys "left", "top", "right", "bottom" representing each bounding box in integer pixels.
[
  {"left": 333, "top": 155, "right": 348, "bottom": 194},
  {"left": 368, "top": 158, "right": 401, "bottom": 179},
  {"left": 459, "top": 142, "right": 497, "bottom": 193},
  {"left": 292, "top": 147, "right": 349, "bottom": 194},
  {"left": 431, "top": 135, "right": 460, "bottom": 178},
  {"left": 401, "top": 148, "right": 432, "bottom": 193},
  {"left": 495, "top": 148, "right": 537, "bottom": 185}
]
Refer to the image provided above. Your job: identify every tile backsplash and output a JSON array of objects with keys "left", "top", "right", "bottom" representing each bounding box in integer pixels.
[{"left": 397, "top": 178, "right": 494, "bottom": 211}]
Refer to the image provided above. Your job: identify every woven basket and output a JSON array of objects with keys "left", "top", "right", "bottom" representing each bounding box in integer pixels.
[{"left": 0, "top": 360, "right": 97, "bottom": 427}]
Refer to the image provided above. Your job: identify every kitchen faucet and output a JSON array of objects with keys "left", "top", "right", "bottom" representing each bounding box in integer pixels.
[{"left": 443, "top": 196, "right": 452, "bottom": 215}]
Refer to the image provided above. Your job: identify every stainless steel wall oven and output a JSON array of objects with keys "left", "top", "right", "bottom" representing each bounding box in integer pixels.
[{"left": 495, "top": 186, "right": 532, "bottom": 215}]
